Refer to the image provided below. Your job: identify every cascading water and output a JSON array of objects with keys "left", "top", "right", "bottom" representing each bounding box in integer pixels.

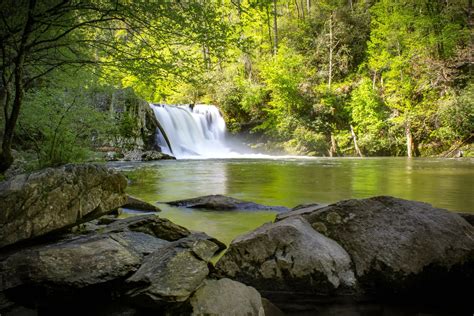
[{"left": 151, "top": 104, "right": 236, "bottom": 159}]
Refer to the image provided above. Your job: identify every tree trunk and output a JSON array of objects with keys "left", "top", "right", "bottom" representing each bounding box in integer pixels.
[
  {"left": 110, "top": 90, "right": 117, "bottom": 115},
  {"left": 405, "top": 123, "right": 414, "bottom": 158},
  {"left": 329, "top": 133, "right": 338, "bottom": 157},
  {"left": 307, "top": 0, "right": 311, "bottom": 17},
  {"left": 295, "top": 0, "right": 301, "bottom": 19},
  {"left": 265, "top": 6, "right": 274, "bottom": 53},
  {"left": 350, "top": 125, "right": 363, "bottom": 157},
  {"left": 300, "top": 0, "right": 305, "bottom": 20},
  {"left": 372, "top": 70, "right": 377, "bottom": 90},
  {"left": 0, "top": 0, "right": 36, "bottom": 173},
  {"left": 328, "top": 12, "right": 333, "bottom": 89},
  {"left": 273, "top": 0, "right": 278, "bottom": 55}
]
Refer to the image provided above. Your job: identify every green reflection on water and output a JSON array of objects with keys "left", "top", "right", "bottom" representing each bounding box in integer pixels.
[{"left": 116, "top": 157, "right": 473, "bottom": 245}]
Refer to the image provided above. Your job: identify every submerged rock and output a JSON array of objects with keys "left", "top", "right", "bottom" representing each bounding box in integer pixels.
[
  {"left": 188, "top": 278, "right": 265, "bottom": 316},
  {"left": 165, "top": 194, "right": 289, "bottom": 212},
  {"left": 297, "top": 196, "right": 474, "bottom": 297},
  {"left": 215, "top": 216, "right": 356, "bottom": 295},
  {"left": 0, "top": 164, "right": 127, "bottom": 249}
]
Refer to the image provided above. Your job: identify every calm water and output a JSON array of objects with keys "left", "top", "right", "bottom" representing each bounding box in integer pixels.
[{"left": 112, "top": 158, "right": 474, "bottom": 245}]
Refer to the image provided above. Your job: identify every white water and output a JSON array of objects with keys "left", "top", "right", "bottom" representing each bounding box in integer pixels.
[
  {"left": 151, "top": 104, "right": 238, "bottom": 159},
  {"left": 151, "top": 103, "right": 310, "bottom": 160}
]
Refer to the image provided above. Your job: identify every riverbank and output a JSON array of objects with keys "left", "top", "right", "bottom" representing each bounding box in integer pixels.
[{"left": 0, "top": 163, "right": 473, "bottom": 315}]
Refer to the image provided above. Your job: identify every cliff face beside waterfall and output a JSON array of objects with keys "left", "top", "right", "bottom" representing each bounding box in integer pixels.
[{"left": 94, "top": 89, "right": 160, "bottom": 154}]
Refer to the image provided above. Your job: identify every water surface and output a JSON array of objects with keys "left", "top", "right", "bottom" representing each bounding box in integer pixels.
[{"left": 113, "top": 157, "right": 473, "bottom": 244}]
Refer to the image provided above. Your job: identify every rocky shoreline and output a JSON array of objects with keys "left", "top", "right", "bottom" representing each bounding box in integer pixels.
[{"left": 0, "top": 164, "right": 473, "bottom": 315}]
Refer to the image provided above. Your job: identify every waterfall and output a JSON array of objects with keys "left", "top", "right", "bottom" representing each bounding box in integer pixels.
[{"left": 151, "top": 104, "right": 235, "bottom": 159}]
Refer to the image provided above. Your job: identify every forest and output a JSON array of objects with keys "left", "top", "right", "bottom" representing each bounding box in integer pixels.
[{"left": 1, "top": 0, "right": 473, "bottom": 173}]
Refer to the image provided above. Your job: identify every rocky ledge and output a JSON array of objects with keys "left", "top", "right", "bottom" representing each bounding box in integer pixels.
[
  {"left": 1, "top": 165, "right": 473, "bottom": 315},
  {"left": 0, "top": 164, "right": 279, "bottom": 316}
]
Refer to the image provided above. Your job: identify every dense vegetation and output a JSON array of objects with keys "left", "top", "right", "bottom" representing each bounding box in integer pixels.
[
  {"left": 182, "top": 0, "right": 473, "bottom": 158},
  {"left": 1, "top": 0, "right": 472, "bottom": 172}
]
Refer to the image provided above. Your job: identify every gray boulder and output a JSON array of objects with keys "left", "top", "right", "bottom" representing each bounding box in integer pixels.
[
  {"left": 0, "top": 233, "right": 144, "bottom": 293},
  {"left": 215, "top": 216, "right": 356, "bottom": 295},
  {"left": 166, "top": 194, "right": 289, "bottom": 212},
  {"left": 0, "top": 164, "right": 127, "bottom": 248},
  {"left": 125, "top": 238, "right": 222, "bottom": 307},
  {"left": 298, "top": 196, "right": 474, "bottom": 295},
  {"left": 189, "top": 278, "right": 265, "bottom": 316}
]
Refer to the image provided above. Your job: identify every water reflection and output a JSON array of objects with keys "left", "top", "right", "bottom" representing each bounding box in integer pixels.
[
  {"left": 120, "top": 158, "right": 473, "bottom": 212},
  {"left": 115, "top": 158, "right": 473, "bottom": 246},
  {"left": 120, "top": 158, "right": 474, "bottom": 212}
]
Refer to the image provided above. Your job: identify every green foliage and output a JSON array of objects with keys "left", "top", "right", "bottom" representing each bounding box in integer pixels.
[
  {"left": 257, "top": 44, "right": 309, "bottom": 137},
  {"left": 18, "top": 86, "right": 113, "bottom": 168},
  {"left": 3, "top": 0, "right": 471, "bottom": 162},
  {"left": 349, "top": 78, "right": 391, "bottom": 155},
  {"left": 435, "top": 84, "right": 474, "bottom": 142}
]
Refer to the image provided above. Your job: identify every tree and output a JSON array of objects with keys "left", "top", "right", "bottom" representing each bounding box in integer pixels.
[
  {"left": 367, "top": 0, "right": 470, "bottom": 157},
  {"left": 0, "top": 0, "right": 230, "bottom": 172}
]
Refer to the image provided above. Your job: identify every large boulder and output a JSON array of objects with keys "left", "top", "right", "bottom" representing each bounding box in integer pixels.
[
  {"left": 295, "top": 196, "right": 474, "bottom": 297},
  {"left": 166, "top": 194, "right": 289, "bottom": 212},
  {"left": 0, "top": 214, "right": 226, "bottom": 313},
  {"left": 125, "top": 238, "right": 222, "bottom": 307},
  {"left": 0, "top": 164, "right": 127, "bottom": 248},
  {"left": 0, "top": 233, "right": 143, "bottom": 294},
  {"left": 188, "top": 278, "right": 265, "bottom": 316},
  {"left": 215, "top": 216, "right": 356, "bottom": 296}
]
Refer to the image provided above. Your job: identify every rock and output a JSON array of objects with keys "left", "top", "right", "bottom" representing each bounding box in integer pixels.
[
  {"left": 110, "top": 231, "right": 171, "bottom": 257},
  {"left": 0, "top": 164, "right": 127, "bottom": 249},
  {"left": 457, "top": 212, "right": 474, "bottom": 226},
  {"left": 140, "top": 150, "right": 175, "bottom": 161},
  {"left": 166, "top": 194, "right": 289, "bottom": 212},
  {"left": 0, "top": 233, "right": 143, "bottom": 293},
  {"left": 300, "top": 196, "right": 474, "bottom": 296},
  {"left": 215, "top": 216, "right": 356, "bottom": 295},
  {"left": 276, "top": 203, "right": 326, "bottom": 221},
  {"left": 69, "top": 219, "right": 104, "bottom": 235},
  {"left": 122, "top": 195, "right": 161, "bottom": 212},
  {"left": 122, "top": 150, "right": 175, "bottom": 161},
  {"left": 188, "top": 278, "right": 265, "bottom": 316},
  {"left": 261, "top": 298, "right": 285, "bottom": 316},
  {"left": 126, "top": 241, "right": 216, "bottom": 307},
  {"left": 104, "top": 151, "right": 123, "bottom": 162},
  {"left": 104, "top": 214, "right": 191, "bottom": 241},
  {"left": 175, "top": 232, "right": 226, "bottom": 261},
  {"left": 97, "top": 215, "right": 120, "bottom": 225}
]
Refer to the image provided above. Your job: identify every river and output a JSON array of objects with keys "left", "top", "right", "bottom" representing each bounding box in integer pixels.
[{"left": 112, "top": 157, "right": 474, "bottom": 245}]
